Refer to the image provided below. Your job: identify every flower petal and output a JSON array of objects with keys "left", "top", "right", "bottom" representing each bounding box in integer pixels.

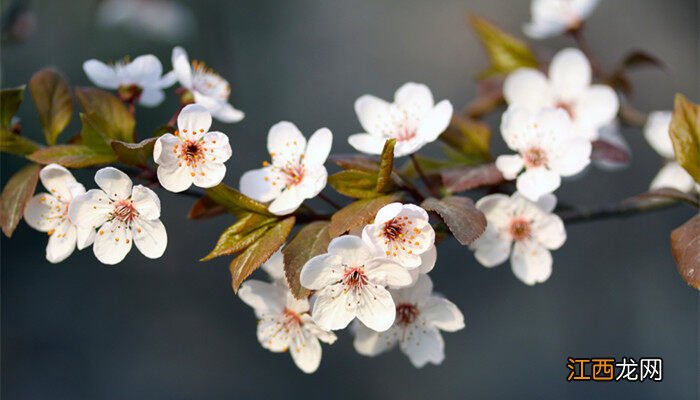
[
  {"left": 192, "top": 162, "right": 227, "bottom": 188},
  {"left": 644, "top": 111, "right": 674, "bottom": 159},
  {"left": 211, "top": 102, "right": 245, "bottom": 123},
  {"left": 171, "top": 46, "right": 193, "bottom": 89},
  {"left": 496, "top": 154, "right": 524, "bottom": 180},
  {"left": 549, "top": 48, "right": 591, "bottom": 100},
  {"left": 364, "top": 259, "right": 413, "bottom": 288},
  {"left": 348, "top": 133, "right": 387, "bottom": 156},
  {"left": 40, "top": 164, "right": 79, "bottom": 203},
  {"left": 131, "top": 185, "right": 161, "bottom": 220},
  {"left": 650, "top": 162, "right": 696, "bottom": 192},
  {"left": 535, "top": 193, "right": 558, "bottom": 213},
  {"left": 311, "top": 284, "right": 356, "bottom": 331},
  {"left": 573, "top": 85, "right": 619, "bottom": 140},
  {"left": 238, "top": 280, "right": 286, "bottom": 316},
  {"left": 46, "top": 221, "right": 77, "bottom": 263},
  {"left": 76, "top": 226, "right": 96, "bottom": 250},
  {"left": 177, "top": 103, "right": 212, "bottom": 140},
  {"left": 394, "top": 82, "right": 434, "bottom": 115},
  {"left": 93, "top": 219, "right": 133, "bottom": 265},
  {"left": 257, "top": 315, "right": 291, "bottom": 352},
  {"left": 511, "top": 241, "right": 553, "bottom": 285},
  {"left": 355, "top": 284, "right": 396, "bottom": 332},
  {"left": 299, "top": 254, "right": 344, "bottom": 290},
  {"left": 503, "top": 68, "right": 552, "bottom": 110},
  {"left": 95, "top": 167, "right": 133, "bottom": 201},
  {"left": 138, "top": 88, "right": 165, "bottom": 107},
  {"left": 83, "top": 59, "right": 120, "bottom": 89},
  {"left": 124, "top": 54, "right": 162, "bottom": 85},
  {"left": 268, "top": 186, "right": 304, "bottom": 215},
  {"left": 354, "top": 95, "right": 391, "bottom": 135},
  {"left": 353, "top": 323, "right": 399, "bottom": 356},
  {"left": 68, "top": 189, "right": 112, "bottom": 229},
  {"left": 157, "top": 163, "right": 193, "bottom": 193},
  {"left": 202, "top": 131, "right": 232, "bottom": 163},
  {"left": 267, "top": 121, "right": 306, "bottom": 166},
  {"left": 153, "top": 133, "right": 180, "bottom": 167},
  {"left": 289, "top": 328, "right": 323, "bottom": 374},
  {"left": 532, "top": 213, "right": 566, "bottom": 250},
  {"left": 132, "top": 218, "right": 167, "bottom": 259},
  {"left": 301, "top": 315, "right": 337, "bottom": 344},
  {"left": 398, "top": 273, "right": 434, "bottom": 304},
  {"left": 303, "top": 128, "right": 333, "bottom": 168},
  {"left": 516, "top": 167, "right": 561, "bottom": 201},
  {"left": 400, "top": 324, "right": 444, "bottom": 368},
  {"left": 416, "top": 100, "right": 453, "bottom": 142},
  {"left": 421, "top": 297, "right": 465, "bottom": 332},
  {"left": 239, "top": 167, "right": 283, "bottom": 203},
  {"left": 327, "top": 235, "right": 373, "bottom": 267},
  {"left": 24, "top": 193, "right": 62, "bottom": 232},
  {"left": 547, "top": 135, "right": 591, "bottom": 177},
  {"left": 471, "top": 227, "right": 512, "bottom": 267}
]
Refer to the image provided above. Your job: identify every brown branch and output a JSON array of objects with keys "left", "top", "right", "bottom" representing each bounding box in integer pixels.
[{"left": 558, "top": 199, "right": 682, "bottom": 224}]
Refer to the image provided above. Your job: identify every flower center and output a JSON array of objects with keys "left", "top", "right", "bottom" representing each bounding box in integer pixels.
[
  {"left": 180, "top": 140, "right": 204, "bottom": 167},
  {"left": 383, "top": 218, "right": 405, "bottom": 241},
  {"left": 117, "top": 84, "right": 143, "bottom": 103},
  {"left": 281, "top": 163, "right": 305, "bottom": 186},
  {"left": 395, "top": 303, "right": 420, "bottom": 326},
  {"left": 392, "top": 126, "right": 417, "bottom": 142},
  {"left": 555, "top": 100, "right": 575, "bottom": 120},
  {"left": 191, "top": 60, "right": 230, "bottom": 101},
  {"left": 343, "top": 267, "right": 368, "bottom": 291},
  {"left": 523, "top": 147, "right": 547, "bottom": 168},
  {"left": 509, "top": 218, "right": 532, "bottom": 241},
  {"left": 282, "top": 308, "right": 303, "bottom": 328},
  {"left": 112, "top": 200, "right": 138, "bottom": 223}
]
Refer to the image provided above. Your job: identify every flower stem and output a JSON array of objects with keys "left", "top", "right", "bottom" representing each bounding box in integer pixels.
[
  {"left": 410, "top": 154, "right": 440, "bottom": 198},
  {"left": 558, "top": 199, "right": 682, "bottom": 224},
  {"left": 569, "top": 27, "right": 604, "bottom": 79}
]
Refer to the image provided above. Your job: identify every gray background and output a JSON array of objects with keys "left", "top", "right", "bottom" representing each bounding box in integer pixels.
[{"left": 1, "top": 0, "right": 698, "bottom": 399}]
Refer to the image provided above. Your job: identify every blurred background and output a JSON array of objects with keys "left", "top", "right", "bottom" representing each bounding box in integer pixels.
[{"left": 1, "top": 0, "right": 698, "bottom": 399}]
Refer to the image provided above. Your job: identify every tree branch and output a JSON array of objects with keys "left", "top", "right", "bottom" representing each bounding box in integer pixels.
[{"left": 558, "top": 199, "right": 682, "bottom": 224}]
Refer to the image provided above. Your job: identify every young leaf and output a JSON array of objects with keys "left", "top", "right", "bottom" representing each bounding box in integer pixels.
[
  {"left": 329, "top": 193, "right": 402, "bottom": 237},
  {"left": 111, "top": 137, "right": 157, "bottom": 167},
  {"left": 669, "top": 94, "right": 700, "bottom": 183},
  {"left": 202, "top": 213, "right": 278, "bottom": 261},
  {"left": 75, "top": 87, "right": 135, "bottom": 143},
  {"left": 328, "top": 169, "right": 380, "bottom": 199},
  {"left": 670, "top": 214, "right": 700, "bottom": 290},
  {"left": 29, "top": 68, "right": 73, "bottom": 145},
  {"left": 205, "top": 183, "right": 273, "bottom": 217},
  {"left": 421, "top": 196, "right": 486, "bottom": 245},
  {"left": 439, "top": 115, "right": 492, "bottom": 162},
  {"left": 283, "top": 221, "right": 331, "bottom": 299},
  {"left": 0, "top": 86, "right": 25, "bottom": 128},
  {"left": 230, "top": 216, "right": 295, "bottom": 293},
  {"left": 1, "top": 128, "right": 42, "bottom": 155},
  {"left": 591, "top": 139, "right": 631, "bottom": 164},
  {"left": 79, "top": 112, "right": 113, "bottom": 150},
  {"left": 376, "top": 139, "right": 396, "bottom": 193},
  {"left": 469, "top": 14, "right": 538, "bottom": 78},
  {"left": 329, "top": 153, "right": 380, "bottom": 171},
  {"left": 441, "top": 163, "right": 505, "bottom": 193},
  {"left": 625, "top": 188, "right": 699, "bottom": 208},
  {"left": 188, "top": 195, "right": 227, "bottom": 220},
  {"left": 28, "top": 144, "right": 116, "bottom": 168},
  {"left": 0, "top": 163, "right": 41, "bottom": 237}
]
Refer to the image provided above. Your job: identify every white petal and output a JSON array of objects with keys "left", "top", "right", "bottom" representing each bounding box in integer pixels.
[
  {"left": 327, "top": 235, "right": 373, "bottom": 267},
  {"left": 262, "top": 250, "right": 286, "bottom": 281},
  {"left": 364, "top": 259, "right": 413, "bottom": 288},
  {"left": 131, "top": 185, "right": 161, "bottom": 220},
  {"left": 549, "top": 48, "right": 591, "bottom": 100},
  {"left": 495, "top": 154, "right": 524, "bottom": 180},
  {"left": 257, "top": 315, "right": 292, "bottom": 352},
  {"left": 202, "top": 131, "right": 232, "bottom": 163},
  {"left": 516, "top": 167, "right": 561, "bottom": 201},
  {"left": 211, "top": 102, "right": 244, "bottom": 123},
  {"left": 353, "top": 323, "right": 399, "bottom": 356},
  {"left": 409, "top": 244, "right": 437, "bottom": 283},
  {"left": 24, "top": 193, "right": 62, "bottom": 232},
  {"left": 157, "top": 70, "right": 178, "bottom": 88},
  {"left": 535, "top": 193, "right": 558, "bottom": 213},
  {"left": 46, "top": 221, "right": 77, "bottom": 263},
  {"left": 416, "top": 100, "right": 453, "bottom": 143},
  {"left": 177, "top": 103, "right": 212, "bottom": 140},
  {"left": 471, "top": 227, "right": 512, "bottom": 267},
  {"left": 157, "top": 163, "right": 193, "bottom": 193},
  {"left": 301, "top": 314, "right": 337, "bottom": 344},
  {"left": 299, "top": 254, "right": 344, "bottom": 290},
  {"left": 39, "top": 164, "right": 79, "bottom": 203},
  {"left": 503, "top": 69, "right": 552, "bottom": 109},
  {"left": 394, "top": 82, "right": 434, "bottom": 115},
  {"left": 68, "top": 189, "right": 112, "bottom": 229},
  {"left": 547, "top": 136, "right": 591, "bottom": 177},
  {"left": 650, "top": 162, "right": 696, "bottom": 192},
  {"left": 95, "top": 167, "right": 133, "bottom": 201},
  {"left": 354, "top": 95, "right": 391, "bottom": 135},
  {"left": 267, "top": 121, "right": 306, "bottom": 166},
  {"left": 348, "top": 133, "right": 386, "bottom": 155},
  {"left": 475, "top": 193, "right": 512, "bottom": 230},
  {"left": 572, "top": 85, "right": 619, "bottom": 140},
  {"left": 500, "top": 106, "right": 534, "bottom": 151},
  {"left": 532, "top": 213, "right": 566, "bottom": 250},
  {"left": 132, "top": 218, "right": 167, "bottom": 259},
  {"left": 511, "top": 241, "right": 553, "bottom": 285},
  {"left": 93, "top": 219, "right": 133, "bottom": 265},
  {"left": 192, "top": 162, "right": 227, "bottom": 188},
  {"left": 421, "top": 297, "right": 465, "bottom": 332},
  {"left": 311, "top": 284, "right": 356, "bottom": 331},
  {"left": 238, "top": 280, "right": 286, "bottom": 316},
  {"left": 400, "top": 324, "right": 444, "bottom": 368},
  {"left": 303, "top": 128, "right": 332, "bottom": 168},
  {"left": 153, "top": 133, "right": 180, "bottom": 167},
  {"left": 398, "top": 273, "right": 434, "bottom": 304},
  {"left": 355, "top": 284, "right": 396, "bottom": 332},
  {"left": 124, "top": 54, "right": 162, "bottom": 85},
  {"left": 138, "top": 88, "right": 165, "bottom": 107},
  {"left": 76, "top": 226, "right": 96, "bottom": 250},
  {"left": 523, "top": 20, "right": 567, "bottom": 39},
  {"left": 171, "top": 46, "right": 192, "bottom": 88},
  {"left": 268, "top": 186, "right": 304, "bottom": 215},
  {"left": 239, "top": 167, "right": 282, "bottom": 203},
  {"left": 298, "top": 167, "right": 328, "bottom": 199},
  {"left": 289, "top": 329, "right": 323, "bottom": 374},
  {"left": 83, "top": 59, "right": 120, "bottom": 89},
  {"left": 644, "top": 111, "right": 674, "bottom": 159}
]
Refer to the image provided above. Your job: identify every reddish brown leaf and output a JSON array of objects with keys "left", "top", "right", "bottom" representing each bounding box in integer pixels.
[
  {"left": 188, "top": 196, "right": 227, "bottom": 220},
  {"left": 0, "top": 163, "right": 41, "bottom": 237},
  {"left": 441, "top": 163, "right": 504, "bottom": 193},
  {"left": 329, "top": 193, "right": 401, "bottom": 237},
  {"left": 670, "top": 214, "right": 700, "bottom": 290},
  {"left": 626, "top": 189, "right": 699, "bottom": 208},
  {"left": 329, "top": 154, "right": 380, "bottom": 172},
  {"left": 591, "top": 140, "right": 630, "bottom": 164},
  {"left": 421, "top": 196, "right": 486, "bottom": 245},
  {"left": 283, "top": 221, "right": 331, "bottom": 299}
]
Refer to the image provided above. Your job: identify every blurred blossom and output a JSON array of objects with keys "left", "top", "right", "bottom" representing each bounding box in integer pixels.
[
  {"left": 593, "top": 121, "right": 631, "bottom": 171},
  {"left": 97, "top": 0, "right": 195, "bottom": 43},
  {"left": 644, "top": 111, "right": 697, "bottom": 192},
  {"left": 524, "top": 0, "right": 600, "bottom": 39}
]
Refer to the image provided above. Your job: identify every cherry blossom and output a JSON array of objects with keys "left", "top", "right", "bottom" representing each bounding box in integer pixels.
[
  {"left": 171, "top": 46, "right": 244, "bottom": 123},
  {"left": 496, "top": 107, "right": 591, "bottom": 201},
  {"left": 153, "top": 104, "right": 232, "bottom": 192},
  {"left": 83, "top": 54, "right": 176, "bottom": 107},
  {"left": 348, "top": 82, "right": 453, "bottom": 157},
  {"left": 524, "top": 0, "right": 601, "bottom": 39},
  {"left": 354, "top": 275, "right": 464, "bottom": 368},
  {"left": 68, "top": 167, "right": 167, "bottom": 265},
  {"left": 239, "top": 122, "right": 332, "bottom": 216},
  {"left": 239, "top": 280, "right": 336, "bottom": 374},
  {"left": 362, "top": 203, "right": 436, "bottom": 269},
  {"left": 470, "top": 193, "right": 566, "bottom": 286},
  {"left": 503, "top": 47, "right": 619, "bottom": 141},
  {"left": 299, "top": 235, "right": 412, "bottom": 332},
  {"left": 97, "top": 0, "right": 195, "bottom": 43},
  {"left": 23, "top": 164, "right": 96, "bottom": 263},
  {"left": 644, "top": 111, "right": 696, "bottom": 192}
]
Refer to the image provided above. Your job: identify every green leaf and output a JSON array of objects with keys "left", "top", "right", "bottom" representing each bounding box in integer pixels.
[
  {"left": 669, "top": 94, "right": 700, "bottom": 183},
  {"left": 202, "top": 213, "right": 279, "bottom": 261},
  {"left": 469, "top": 14, "right": 539, "bottom": 78},
  {"left": 229, "top": 216, "right": 295, "bottom": 293},
  {"left": 439, "top": 115, "right": 492, "bottom": 162},
  {"left": 0, "top": 163, "right": 41, "bottom": 237},
  {"left": 75, "top": 87, "right": 135, "bottom": 143},
  {"left": 421, "top": 196, "right": 486, "bottom": 245},
  {"left": 205, "top": 183, "right": 273, "bottom": 217},
  {"left": 111, "top": 137, "right": 157, "bottom": 167},
  {"left": 283, "top": 221, "right": 331, "bottom": 299},
  {"left": 670, "top": 214, "right": 700, "bottom": 290},
  {"left": 29, "top": 68, "right": 73, "bottom": 145},
  {"left": 0, "top": 86, "right": 25, "bottom": 128},
  {"left": 376, "top": 139, "right": 396, "bottom": 193},
  {"left": 79, "top": 112, "right": 113, "bottom": 150},
  {"left": 1, "top": 128, "right": 42, "bottom": 156},
  {"left": 27, "top": 144, "right": 116, "bottom": 168},
  {"left": 328, "top": 169, "right": 380, "bottom": 199},
  {"left": 329, "top": 193, "right": 402, "bottom": 237}
]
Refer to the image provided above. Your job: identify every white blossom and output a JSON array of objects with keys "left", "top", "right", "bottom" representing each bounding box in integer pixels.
[
  {"left": 68, "top": 167, "right": 167, "bottom": 265},
  {"left": 23, "top": 164, "right": 96, "bottom": 263},
  {"left": 362, "top": 203, "right": 436, "bottom": 269},
  {"left": 644, "top": 111, "right": 696, "bottom": 192},
  {"left": 524, "top": 0, "right": 600, "bottom": 39},
  {"left": 97, "top": 0, "right": 195, "bottom": 43},
  {"left": 503, "top": 47, "right": 618, "bottom": 141},
  {"left": 239, "top": 280, "right": 336, "bottom": 374},
  {"left": 470, "top": 193, "right": 566, "bottom": 286},
  {"left": 171, "top": 47, "right": 244, "bottom": 123},
  {"left": 240, "top": 122, "right": 332, "bottom": 216},
  {"left": 153, "top": 104, "right": 232, "bottom": 192},
  {"left": 349, "top": 82, "right": 453, "bottom": 157},
  {"left": 353, "top": 274, "right": 464, "bottom": 368},
  {"left": 261, "top": 249, "right": 286, "bottom": 282},
  {"left": 83, "top": 54, "right": 176, "bottom": 107},
  {"left": 299, "top": 235, "right": 412, "bottom": 332},
  {"left": 496, "top": 107, "right": 591, "bottom": 201}
]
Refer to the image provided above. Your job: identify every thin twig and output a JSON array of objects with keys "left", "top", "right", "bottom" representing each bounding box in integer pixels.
[
  {"left": 569, "top": 27, "right": 604, "bottom": 79},
  {"left": 318, "top": 192, "right": 341, "bottom": 210},
  {"left": 558, "top": 199, "right": 682, "bottom": 224},
  {"left": 410, "top": 154, "right": 440, "bottom": 198}
]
